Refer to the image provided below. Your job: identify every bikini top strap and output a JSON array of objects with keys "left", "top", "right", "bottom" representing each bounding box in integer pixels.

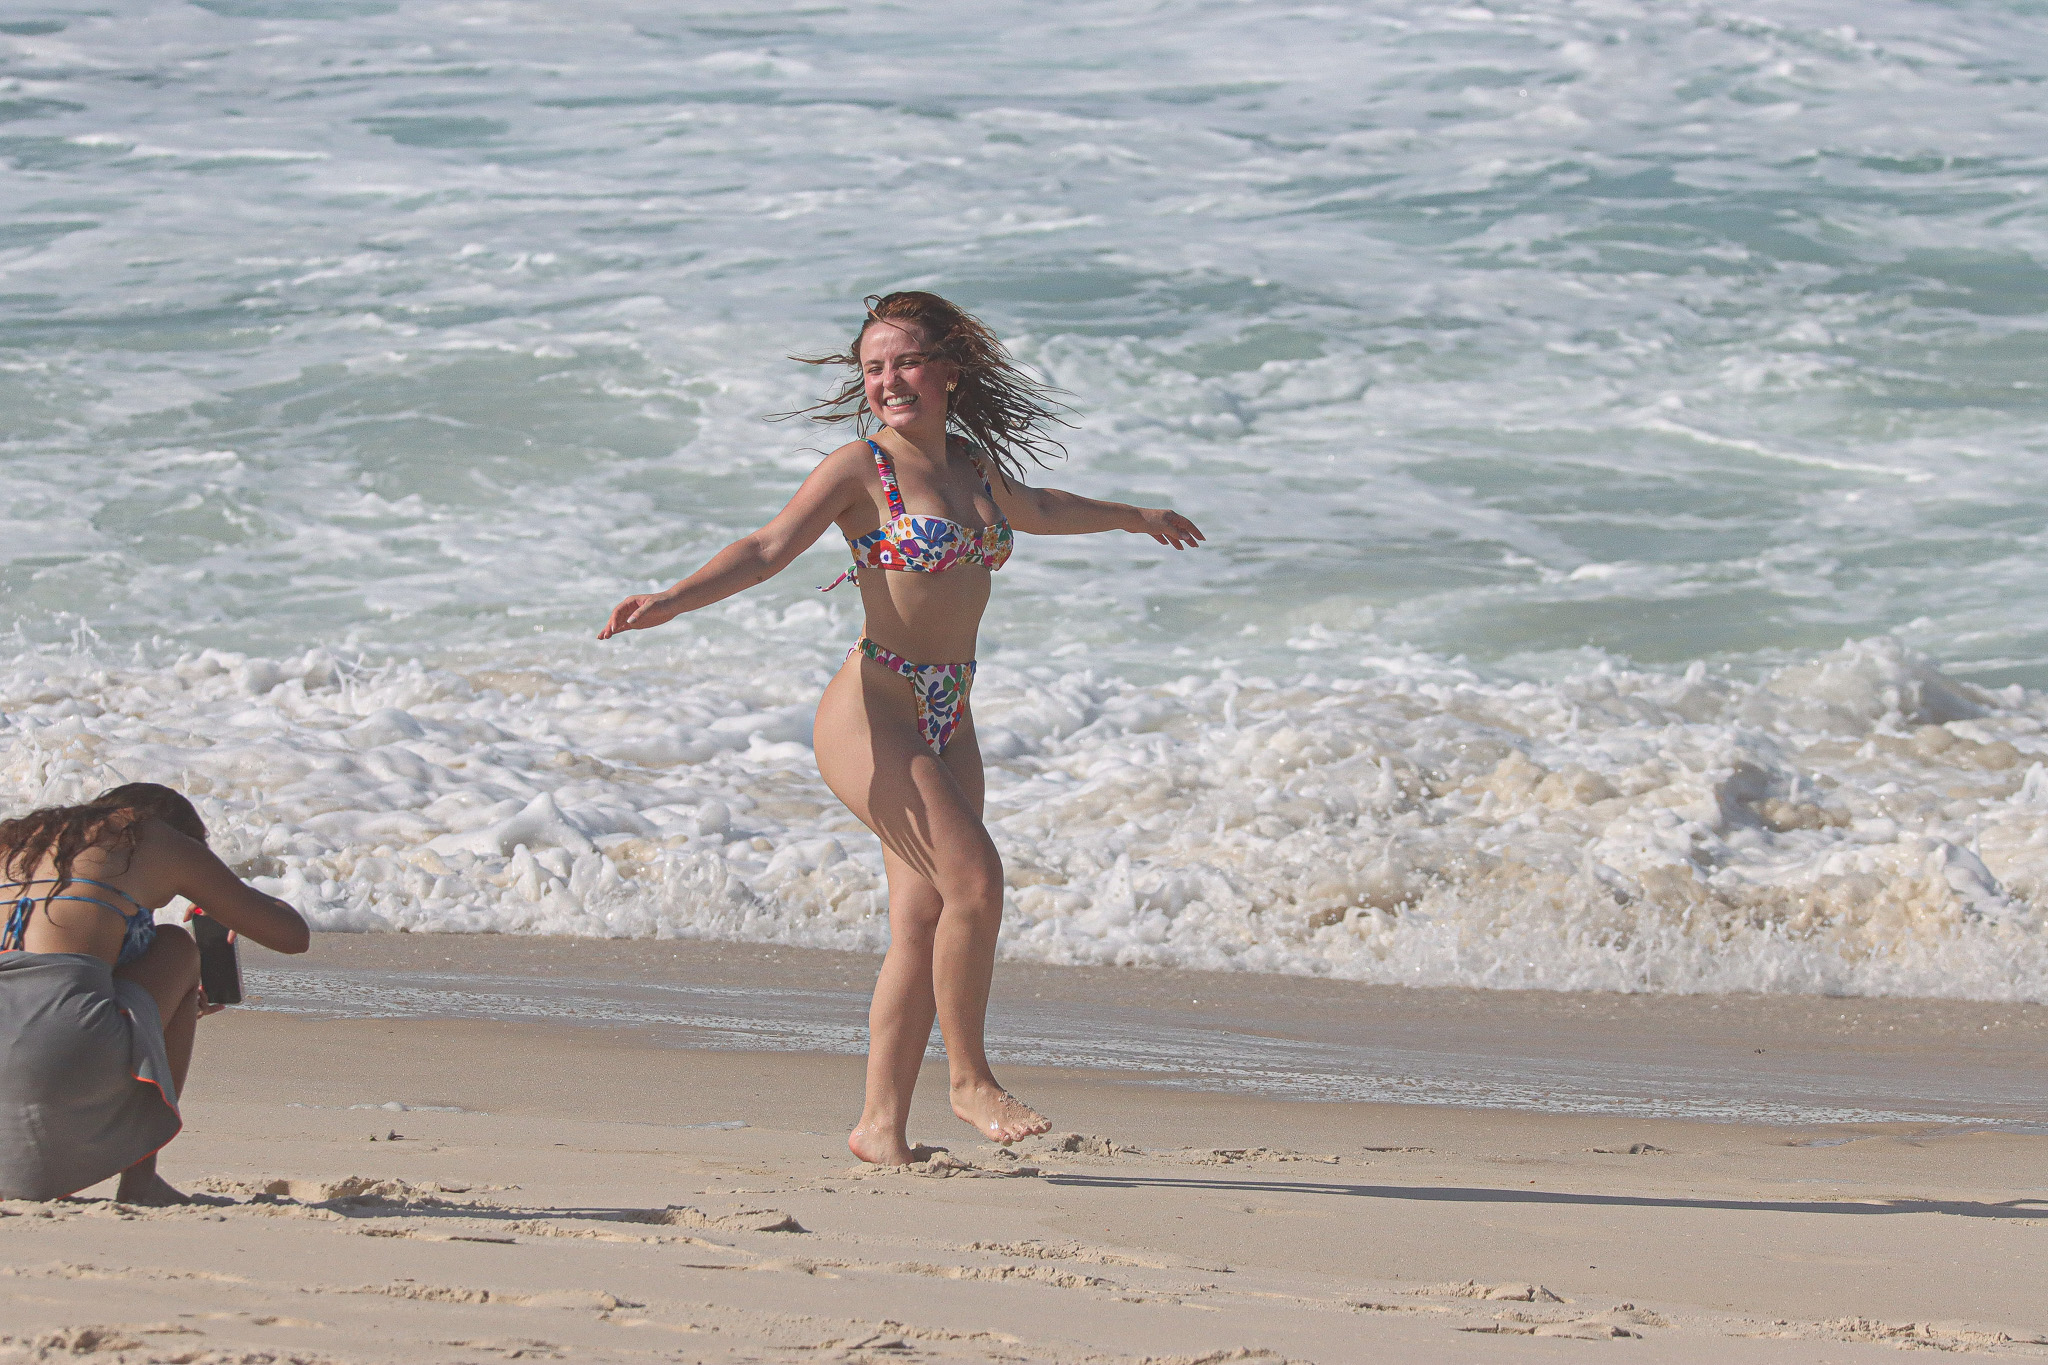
[
  {"left": 2, "top": 876, "right": 149, "bottom": 919},
  {"left": 864, "top": 439, "right": 906, "bottom": 519},
  {"left": 950, "top": 434, "right": 996, "bottom": 499},
  {"left": 65, "top": 876, "right": 151, "bottom": 917},
  {"left": 2, "top": 893, "right": 30, "bottom": 951},
  {"left": 0, "top": 876, "right": 150, "bottom": 952}
]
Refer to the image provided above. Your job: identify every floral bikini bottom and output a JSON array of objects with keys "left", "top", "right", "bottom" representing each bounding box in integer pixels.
[{"left": 852, "top": 637, "right": 976, "bottom": 755}]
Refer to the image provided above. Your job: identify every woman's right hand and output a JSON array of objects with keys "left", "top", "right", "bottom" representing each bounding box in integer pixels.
[{"left": 599, "top": 592, "right": 677, "bottom": 640}]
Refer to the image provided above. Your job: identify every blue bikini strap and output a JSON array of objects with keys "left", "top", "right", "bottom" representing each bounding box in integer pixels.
[
  {"left": 0, "top": 877, "right": 154, "bottom": 955},
  {"left": 2, "top": 894, "right": 29, "bottom": 951},
  {"left": 52, "top": 876, "right": 148, "bottom": 915},
  {"left": 4, "top": 875, "right": 147, "bottom": 913},
  {"left": 0, "top": 876, "right": 150, "bottom": 920}
]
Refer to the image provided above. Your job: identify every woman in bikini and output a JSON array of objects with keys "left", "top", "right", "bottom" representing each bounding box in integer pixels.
[
  {"left": 600, "top": 292, "right": 1203, "bottom": 1164},
  {"left": 0, "top": 783, "right": 309, "bottom": 1203}
]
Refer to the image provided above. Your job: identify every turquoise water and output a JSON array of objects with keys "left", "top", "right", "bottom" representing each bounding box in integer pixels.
[{"left": 6, "top": 1, "right": 2048, "bottom": 998}]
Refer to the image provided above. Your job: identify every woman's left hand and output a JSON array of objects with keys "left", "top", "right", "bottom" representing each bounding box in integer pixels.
[
  {"left": 599, "top": 592, "right": 678, "bottom": 640},
  {"left": 1134, "top": 508, "right": 1205, "bottom": 549}
]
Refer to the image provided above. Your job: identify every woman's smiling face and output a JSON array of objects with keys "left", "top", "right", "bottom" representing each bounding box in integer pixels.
[{"left": 860, "top": 320, "right": 954, "bottom": 436}]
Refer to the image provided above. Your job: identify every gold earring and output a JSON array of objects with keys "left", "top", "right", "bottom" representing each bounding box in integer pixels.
[{"left": 947, "top": 382, "right": 957, "bottom": 392}]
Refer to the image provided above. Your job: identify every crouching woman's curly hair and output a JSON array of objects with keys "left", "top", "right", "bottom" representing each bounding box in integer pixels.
[
  {"left": 0, "top": 783, "right": 206, "bottom": 897},
  {"left": 779, "top": 291, "right": 1071, "bottom": 487}
]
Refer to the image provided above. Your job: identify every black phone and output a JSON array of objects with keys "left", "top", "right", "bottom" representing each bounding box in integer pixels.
[{"left": 190, "top": 910, "right": 242, "bottom": 1006}]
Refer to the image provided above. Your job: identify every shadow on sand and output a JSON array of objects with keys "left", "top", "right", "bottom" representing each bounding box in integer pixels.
[{"left": 1039, "top": 1172, "right": 2048, "bottom": 1221}]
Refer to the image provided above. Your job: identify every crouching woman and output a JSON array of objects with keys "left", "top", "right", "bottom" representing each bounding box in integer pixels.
[{"left": 0, "top": 783, "right": 308, "bottom": 1204}]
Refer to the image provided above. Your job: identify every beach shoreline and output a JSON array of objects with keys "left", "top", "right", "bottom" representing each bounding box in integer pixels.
[
  {"left": 6, "top": 933, "right": 2045, "bottom": 1363},
  {"left": 242, "top": 931, "right": 2048, "bottom": 1127}
]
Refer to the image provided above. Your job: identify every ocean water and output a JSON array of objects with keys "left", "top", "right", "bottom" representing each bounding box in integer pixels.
[{"left": 5, "top": 0, "right": 2048, "bottom": 1000}]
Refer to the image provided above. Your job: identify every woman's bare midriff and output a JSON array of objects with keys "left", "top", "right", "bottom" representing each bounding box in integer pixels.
[{"left": 850, "top": 564, "right": 992, "bottom": 664}]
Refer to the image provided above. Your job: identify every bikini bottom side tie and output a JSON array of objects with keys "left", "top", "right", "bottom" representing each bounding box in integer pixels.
[{"left": 851, "top": 637, "right": 976, "bottom": 756}]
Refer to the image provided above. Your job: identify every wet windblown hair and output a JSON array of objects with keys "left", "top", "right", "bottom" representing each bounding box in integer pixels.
[
  {"left": 0, "top": 782, "right": 206, "bottom": 896},
  {"left": 779, "top": 291, "right": 1070, "bottom": 485}
]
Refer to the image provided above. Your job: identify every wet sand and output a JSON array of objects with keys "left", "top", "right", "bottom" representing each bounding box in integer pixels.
[
  {"left": 242, "top": 932, "right": 2048, "bottom": 1126},
  {"left": 3, "top": 933, "right": 2045, "bottom": 1362}
]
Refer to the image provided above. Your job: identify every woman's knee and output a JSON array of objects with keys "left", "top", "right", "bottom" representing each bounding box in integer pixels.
[
  {"left": 162, "top": 923, "right": 198, "bottom": 974},
  {"left": 132, "top": 924, "right": 198, "bottom": 978},
  {"left": 939, "top": 847, "right": 1006, "bottom": 919},
  {"left": 887, "top": 898, "right": 942, "bottom": 949},
  {"left": 115, "top": 926, "right": 200, "bottom": 1008}
]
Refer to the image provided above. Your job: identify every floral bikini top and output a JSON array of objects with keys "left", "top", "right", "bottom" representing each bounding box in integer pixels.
[{"left": 821, "top": 438, "right": 1014, "bottom": 591}]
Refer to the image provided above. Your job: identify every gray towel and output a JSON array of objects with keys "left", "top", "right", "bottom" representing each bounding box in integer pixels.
[{"left": 0, "top": 951, "right": 181, "bottom": 1200}]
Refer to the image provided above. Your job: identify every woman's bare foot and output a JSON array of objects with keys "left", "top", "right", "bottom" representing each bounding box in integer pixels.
[
  {"left": 848, "top": 1123, "right": 919, "bottom": 1166},
  {"left": 951, "top": 1080, "right": 1051, "bottom": 1144},
  {"left": 114, "top": 1165, "right": 190, "bottom": 1207}
]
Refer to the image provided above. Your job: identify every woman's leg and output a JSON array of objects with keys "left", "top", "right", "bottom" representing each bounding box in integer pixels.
[
  {"left": 111, "top": 926, "right": 200, "bottom": 1204},
  {"left": 923, "top": 714, "right": 1042, "bottom": 1141},
  {"left": 847, "top": 845, "right": 942, "bottom": 1164},
  {"left": 816, "top": 658, "right": 1051, "bottom": 1159}
]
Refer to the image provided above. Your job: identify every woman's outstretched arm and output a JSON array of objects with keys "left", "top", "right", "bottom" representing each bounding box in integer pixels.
[
  {"left": 991, "top": 475, "right": 1205, "bottom": 550},
  {"left": 600, "top": 445, "right": 865, "bottom": 639},
  {"left": 150, "top": 822, "right": 310, "bottom": 955}
]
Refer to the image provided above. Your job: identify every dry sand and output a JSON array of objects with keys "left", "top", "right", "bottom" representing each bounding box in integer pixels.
[{"left": 4, "top": 934, "right": 2046, "bottom": 1364}]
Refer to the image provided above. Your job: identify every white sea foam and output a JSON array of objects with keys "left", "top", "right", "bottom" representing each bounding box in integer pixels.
[{"left": 9, "top": 633, "right": 2048, "bottom": 1001}]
